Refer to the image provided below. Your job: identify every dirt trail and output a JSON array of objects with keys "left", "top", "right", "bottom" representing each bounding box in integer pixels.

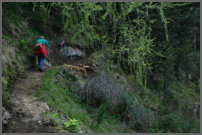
[{"left": 3, "top": 66, "right": 57, "bottom": 133}]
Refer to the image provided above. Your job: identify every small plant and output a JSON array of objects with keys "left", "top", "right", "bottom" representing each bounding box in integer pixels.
[
  {"left": 46, "top": 112, "right": 61, "bottom": 125},
  {"left": 63, "top": 118, "right": 79, "bottom": 132},
  {"left": 59, "top": 129, "right": 67, "bottom": 133},
  {"left": 17, "top": 39, "right": 33, "bottom": 55},
  {"left": 18, "top": 39, "right": 26, "bottom": 48}
]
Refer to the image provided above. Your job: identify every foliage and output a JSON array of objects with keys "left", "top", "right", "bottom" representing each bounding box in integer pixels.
[
  {"left": 63, "top": 118, "right": 80, "bottom": 132},
  {"left": 32, "top": 3, "right": 53, "bottom": 29},
  {"left": 169, "top": 81, "right": 200, "bottom": 114},
  {"left": 59, "top": 2, "right": 102, "bottom": 47},
  {"left": 2, "top": 2, "right": 200, "bottom": 133},
  {"left": 148, "top": 111, "right": 199, "bottom": 133},
  {"left": 17, "top": 39, "right": 33, "bottom": 56},
  {"left": 5, "top": 2, "right": 199, "bottom": 89}
]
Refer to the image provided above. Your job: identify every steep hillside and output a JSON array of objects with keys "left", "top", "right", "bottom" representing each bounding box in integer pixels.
[{"left": 2, "top": 2, "right": 200, "bottom": 133}]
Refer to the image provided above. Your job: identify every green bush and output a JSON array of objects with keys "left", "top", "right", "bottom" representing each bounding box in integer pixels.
[
  {"left": 159, "top": 113, "right": 184, "bottom": 132},
  {"left": 169, "top": 81, "right": 199, "bottom": 112},
  {"left": 18, "top": 39, "right": 26, "bottom": 48},
  {"left": 148, "top": 113, "right": 184, "bottom": 133},
  {"left": 148, "top": 106, "right": 200, "bottom": 133},
  {"left": 17, "top": 39, "right": 33, "bottom": 55}
]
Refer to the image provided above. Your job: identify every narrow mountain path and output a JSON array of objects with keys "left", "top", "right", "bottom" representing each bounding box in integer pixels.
[
  {"left": 3, "top": 40, "right": 60, "bottom": 133},
  {"left": 3, "top": 66, "right": 58, "bottom": 133}
]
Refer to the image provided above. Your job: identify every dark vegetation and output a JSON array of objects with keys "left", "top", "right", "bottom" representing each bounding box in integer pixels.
[{"left": 2, "top": 2, "right": 200, "bottom": 133}]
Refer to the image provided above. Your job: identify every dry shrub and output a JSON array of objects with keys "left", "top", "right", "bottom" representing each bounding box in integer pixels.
[
  {"left": 78, "top": 70, "right": 151, "bottom": 128},
  {"left": 121, "top": 94, "right": 151, "bottom": 129},
  {"left": 2, "top": 44, "right": 16, "bottom": 69},
  {"left": 8, "top": 24, "right": 20, "bottom": 39},
  {"left": 78, "top": 70, "right": 125, "bottom": 113}
]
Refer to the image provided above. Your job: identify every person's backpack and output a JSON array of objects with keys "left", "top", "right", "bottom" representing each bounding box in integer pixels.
[{"left": 33, "top": 40, "right": 43, "bottom": 51}]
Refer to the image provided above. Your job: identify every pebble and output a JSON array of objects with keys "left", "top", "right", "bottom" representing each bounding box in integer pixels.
[{"left": 38, "top": 120, "right": 42, "bottom": 125}]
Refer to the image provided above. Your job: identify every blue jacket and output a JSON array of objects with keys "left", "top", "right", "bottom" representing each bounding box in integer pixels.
[{"left": 36, "top": 39, "right": 50, "bottom": 48}]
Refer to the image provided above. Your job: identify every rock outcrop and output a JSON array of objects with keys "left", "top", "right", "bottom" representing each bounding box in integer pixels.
[{"left": 60, "top": 46, "right": 85, "bottom": 60}]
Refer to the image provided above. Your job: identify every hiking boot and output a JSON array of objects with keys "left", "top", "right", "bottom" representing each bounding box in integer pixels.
[{"left": 39, "top": 67, "right": 43, "bottom": 72}]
